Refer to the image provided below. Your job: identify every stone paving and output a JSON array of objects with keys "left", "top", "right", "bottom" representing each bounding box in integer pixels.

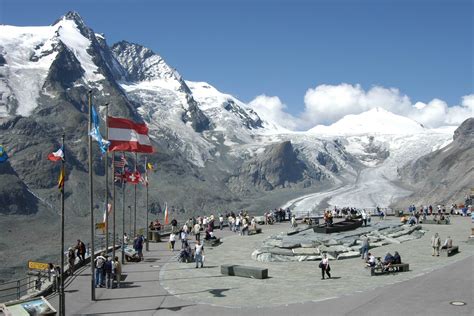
[
  {"left": 159, "top": 216, "right": 474, "bottom": 308},
  {"left": 45, "top": 216, "right": 473, "bottom": 315}
]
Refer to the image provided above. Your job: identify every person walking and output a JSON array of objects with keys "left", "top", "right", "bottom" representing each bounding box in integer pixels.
[
  {"left": 291, "top": 215, "right": 297, "bottom": 228},
  {"left": 219, "top": 214, "right": 224, "bottom": 230},
  {"left": 193, "top": 222, "right": 201, "bottom": 242},
  {"left": 169, "top": 232, "right": 176, "bottom": 251},
  {"left": 113, "top": 256, "right": 121, "bottom": 288},
  {"left": 319, "top": 253, "right": 331, "bottom": 280},
  {"left": 180, "top": 230, "right": 188, "bottom": 249},
  {"left": 360, "top": 235, "right": 369, "bottom": 260},
  {"left": 194, "top": 240, "right": 204, "bottom": 268},
  {"left": 67, "top": 247, "right": 76, "bottom": 276},
  {"left": 94, "top": 253, "right": 106, "bottom": 288},
  {"left": 431, "top": 233, "right": 441, "bottom": 256},
  {"left": 361, "top": 210, "right": 368, "bottom": 226},
  {"left": 76, "top": 239, "right": 86, "bottom": 262}
]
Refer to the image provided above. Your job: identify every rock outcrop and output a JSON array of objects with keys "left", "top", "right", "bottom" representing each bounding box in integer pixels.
[{"left": 252, "top": 220, "right": 424, "bottom": 262}]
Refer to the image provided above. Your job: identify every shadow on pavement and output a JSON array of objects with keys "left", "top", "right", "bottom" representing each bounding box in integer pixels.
[
  {"left": 209, "top": 288, "right": 233, "bottom": 297},
  {"left": 161, "top": 275, "right": 225, "bottom": 281},
  {"left": 97, "top": 289, "right": 211, "bottom": 301},
  {"left": 87, "top": 304, "right": 195, "bottom": 315}
]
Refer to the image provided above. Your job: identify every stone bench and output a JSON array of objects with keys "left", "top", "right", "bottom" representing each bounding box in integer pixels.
[
  {"left": 370, "top": 263, "right": 409, "bottom": 276},
  {"left": 441, "top": 246, "right": 459, "bottom": 256},
  {"left": 221, "top": 264, "right": 268, "bottom": 279},
  {"left": 248, "top": 228, "right": 262, "bottom": 235},
  {"left": 421, "top": 219, "right": 450, "bottom": 225}
]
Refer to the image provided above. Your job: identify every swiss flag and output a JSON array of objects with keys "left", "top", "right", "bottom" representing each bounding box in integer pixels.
[{"left": 125, "top": 171, "right": 141, "bottom": 184}]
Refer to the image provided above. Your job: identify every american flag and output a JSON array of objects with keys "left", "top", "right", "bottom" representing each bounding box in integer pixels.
[{"left": 113, "top": 154, "right": 127, "bottom": 169}]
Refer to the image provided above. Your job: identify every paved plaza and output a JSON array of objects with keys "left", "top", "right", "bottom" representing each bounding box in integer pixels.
[{"left": 48, "top": 217, "right": 473, "bottom": 315}]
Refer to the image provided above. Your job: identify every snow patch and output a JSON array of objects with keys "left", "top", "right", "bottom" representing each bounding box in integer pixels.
[{"left": 56, "top": 18, "right": 104, "bottom": 82}]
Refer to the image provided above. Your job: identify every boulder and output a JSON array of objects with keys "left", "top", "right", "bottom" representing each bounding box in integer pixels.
[
  {"left": 292, "top": 247, "right": 320, "bottom": 255},
  {"left": 337, "top": 251, "right": 361, "bottom": 260},
  {"left": 324, "top": 239, "right": 339, "bottom": 246},
  {"left": 280, "top": 241, "right": 301, "bottom": 249},
  {"left": 255, "top": 252, "right": 272, "bottom": 262},
  {"left": 251, "top": 249, "right": 262, "bottom": 261},
  {"left": 269, "top": 248, "right": 294, "bottom": 256},
  {"left": 396, "top": 235, "right": 417, "bottom": 243}
]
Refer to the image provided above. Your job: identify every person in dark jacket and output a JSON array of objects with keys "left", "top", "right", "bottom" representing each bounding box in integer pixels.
[
  {"left": 393, "top": 251, "right": 401, "bottom": 264},
  {"left": 383, "top": 252, "right": 394, "bottom": 272},
  {"left": 76, "top": 240, "right": 86, "bottom": 262},
  {"left": 104, "top": 256, "right": 114, "bottom": 289}
]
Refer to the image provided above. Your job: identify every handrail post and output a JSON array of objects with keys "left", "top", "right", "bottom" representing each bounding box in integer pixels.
[{"left": 16, "top": 280, "right": 20, "bottom": 300}]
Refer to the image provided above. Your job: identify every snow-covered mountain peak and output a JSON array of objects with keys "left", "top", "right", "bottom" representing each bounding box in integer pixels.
[
  {"left": 111, "top": 41, "right": 184, "bottom": 88},
  {"left": 309, "top": 107, "right": 426, "bottom": 135},
  {"left": 0, "top": 12, "right": 106, "bottom": 117},
  {"left": 54, "top": 11, "right": 86, "bottom": 27}
]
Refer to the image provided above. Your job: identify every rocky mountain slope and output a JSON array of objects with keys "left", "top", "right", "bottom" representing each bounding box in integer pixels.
[
  {"left": 0, "top": 12, "right": 348, "bottom": 219},
  {"left": 398, "top": 118, "right": 474, "bottom": 205}
]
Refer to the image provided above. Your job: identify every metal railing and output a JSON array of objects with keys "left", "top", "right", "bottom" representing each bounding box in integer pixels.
[
  {"left": 0, "top": 271, "right": 50, "bottom": 302},
  {"left": 0, "top": 224, "right": 176, "bottom": 304}
]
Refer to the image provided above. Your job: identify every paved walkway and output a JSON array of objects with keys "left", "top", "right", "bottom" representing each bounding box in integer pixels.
[{"left": 48, "top": 217, "right": 473, "bottom": 315}]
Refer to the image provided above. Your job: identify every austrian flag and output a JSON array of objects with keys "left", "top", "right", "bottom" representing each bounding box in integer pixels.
[{"left": 107, "top": 117, "right": 154, "bottom": 153}]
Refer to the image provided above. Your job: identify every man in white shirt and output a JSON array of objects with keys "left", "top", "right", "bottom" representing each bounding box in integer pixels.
[
  {"left": 366, "top": 253, "right": 376, "bottom": 267},
  {"left": 194, "top": 240, "right": 204, "bottom": 268},
  {"left": 219, "top": 214, "right": 224, "bottom": 230}
]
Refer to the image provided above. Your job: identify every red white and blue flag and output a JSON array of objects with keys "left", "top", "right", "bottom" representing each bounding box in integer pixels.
[
  {"left": 107, "top": 117, "right": 154, "bottom": 153},
  {"left": 113, "top": 154, "right": 127, "bottom": 169}
]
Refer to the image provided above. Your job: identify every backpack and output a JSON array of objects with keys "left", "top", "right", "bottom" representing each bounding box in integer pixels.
[{"left": 95, "top": 257, "right": 105, "bottom": 269}]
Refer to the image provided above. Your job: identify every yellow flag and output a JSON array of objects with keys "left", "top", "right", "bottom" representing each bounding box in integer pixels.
[
  {"left": 58, "top": 165, "right": 65, "bottom": 190},
  {"left": 146, "top": 162, "right": 154, "bottom": 170}
]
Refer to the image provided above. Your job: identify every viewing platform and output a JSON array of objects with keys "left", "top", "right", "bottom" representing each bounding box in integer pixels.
[{"left": 3, "top": 217, "right": 473, "bottom": 315}]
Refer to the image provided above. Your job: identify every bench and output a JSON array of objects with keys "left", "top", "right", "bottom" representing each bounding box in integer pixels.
[
  {"left": 421, "top": 219, "right": 450, "bottom": 225},
  {"left": 248, "top": 228, "right": 262, "bottom": 235},
  {"left": 370, "top": 263, "right": 409, "bottom": 276},
  {"left": 221, "top": 264, "right": 268, "bottom": 279},
  {"left": 441, "top": 246, "right": 459, "bottom": 257}
]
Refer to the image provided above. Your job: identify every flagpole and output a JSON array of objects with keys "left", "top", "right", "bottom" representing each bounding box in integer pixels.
[
  {"left": 145, "top": 156, "right": 149, "bottom": 252},
  {"left": 112, "top": 152, "right": 116, "bottom": 262},
  {"left": 104, "top": 103, "right": 109, "bottom": 255},
  {"left": 88, "top": 90, "right": 96, "bottom": 301},
  {"left": 121, "top": 152, "right": 126, "bottom": 265},
  {"left": 59, "top": 133, "right": 66, "bottom": 316},
  {"left": 134, "top": 153, "right": 137, "bottom": 237}
]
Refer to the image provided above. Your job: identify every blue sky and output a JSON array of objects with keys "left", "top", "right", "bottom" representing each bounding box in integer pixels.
[{"left": 0, "top": 0, "right": 472, "bottom": 122}]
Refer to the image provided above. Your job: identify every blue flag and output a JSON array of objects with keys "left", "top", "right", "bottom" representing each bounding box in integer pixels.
[
  {"left": 89, "top": 106, "right": 110, "bottom": 154},
  {"left": 0, "top": 145, "right": 8, "bottom": 163}
]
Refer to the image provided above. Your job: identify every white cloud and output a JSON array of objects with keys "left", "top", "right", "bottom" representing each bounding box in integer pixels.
[
  {"left": 248, "top": 83, "right": 473, "bottom": 131},
  {"left": 247, "top": 95, "right": 301, "bottom": 131}
]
